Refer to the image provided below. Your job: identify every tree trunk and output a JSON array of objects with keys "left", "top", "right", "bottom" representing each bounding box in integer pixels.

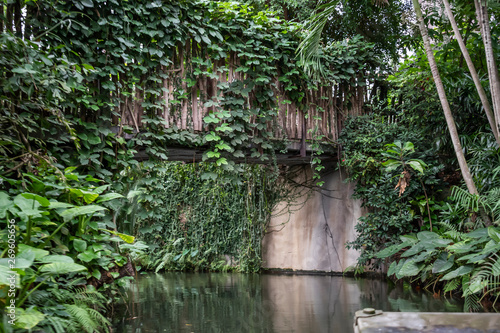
[
  {"left": 413, "top": 0, "right": 478, "bottom": 195},
  {"left": 474, "top": 0, "right": 500, "bottom": 142},
  {"left": 442, "top": 0, "right": 499, "bottom": 146}
]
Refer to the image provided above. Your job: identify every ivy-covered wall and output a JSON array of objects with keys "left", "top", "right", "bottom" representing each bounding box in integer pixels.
[{"left": 1, "top": 0, "right": 381, "bottom": 176}]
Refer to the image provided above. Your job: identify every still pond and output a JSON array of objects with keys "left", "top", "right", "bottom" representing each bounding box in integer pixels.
[{"left": 112, "top": 272, "right": 463, "bottom": 333}]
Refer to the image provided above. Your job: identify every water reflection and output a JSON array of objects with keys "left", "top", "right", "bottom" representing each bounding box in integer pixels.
[{"left": 112, "top": 272, "right": 463, "bottom": 333}]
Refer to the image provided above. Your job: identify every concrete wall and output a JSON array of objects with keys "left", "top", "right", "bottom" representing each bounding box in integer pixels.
[{"left": 262, "top": 167, "right": 363, "bottom": 272}]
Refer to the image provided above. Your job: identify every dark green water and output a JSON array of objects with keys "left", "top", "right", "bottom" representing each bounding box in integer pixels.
[{"left": 112, "top": 272, "right": 463, "bottom": 333}]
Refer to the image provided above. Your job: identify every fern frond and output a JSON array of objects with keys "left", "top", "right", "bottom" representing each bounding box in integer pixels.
[
  {"left": 46, "top": 315, "right": 72, "bottom": 333},
  {"left": 65, "top": 304, "right": 99, "bottom": 333},
  {"left": 443, "top": 278, "right": 460, "bottom": 293},
  {"left": 464, "top": 292, "right": 482, "bottom": 312},
  {"left": 443, "top": 229, "right": 466, "bottom": 242},
  {"left": 451, "top": 186, "right": 480, "bottom": 214}
]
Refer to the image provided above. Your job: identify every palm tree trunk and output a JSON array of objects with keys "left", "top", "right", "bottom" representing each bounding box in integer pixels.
[
  {"left": 442, "top": 0, "right": 499, "bottom": 146},
  {"left": 412, "top": 0, "right": 478, "bottom": 195},
  {"left": 474, "top": 0, "right": 500, "bottom": 142}
]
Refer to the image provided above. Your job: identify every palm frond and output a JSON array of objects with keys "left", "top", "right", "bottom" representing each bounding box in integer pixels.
[{"left": 296, "top": 1, "right": 340, "bottom": 78}]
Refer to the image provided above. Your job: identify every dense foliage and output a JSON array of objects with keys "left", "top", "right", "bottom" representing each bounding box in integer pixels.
[
  {"left": 131, "top": 162, "right": 307, "bottom": 273},
  {"left": 0, "top": 167, "right": 144, "bottom": 331},
  {"left": 340, "top": 114, "right": 445, "bottom": 269},
  {"left": 2, "top": 0, "right": 500, "bottom": 328},
  {"left": 339, "top": 0, "right": 500, "bottom": 310},
  {"left": 1, "top": 0, "right": 375, "bottom": 330}
]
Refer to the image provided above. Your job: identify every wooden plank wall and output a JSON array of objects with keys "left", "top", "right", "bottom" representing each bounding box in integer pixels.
[{"left": 117, "top": 45, "right": 367, "bottom": 143}]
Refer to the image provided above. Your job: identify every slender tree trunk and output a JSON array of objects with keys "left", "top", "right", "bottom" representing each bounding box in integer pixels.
[
  {"left": 474, "top": 0, "right": 500, "bottom": 141},
  {"left": 412, "top": 0, "right": 478, "bottom": 195},
  {"left": 442, "top": 0, "right": 499, "bottom": 145}
]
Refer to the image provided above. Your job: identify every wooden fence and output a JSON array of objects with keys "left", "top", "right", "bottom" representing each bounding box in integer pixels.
[{"left": 115, "top": 47, "right": 370, "bottom": 143}]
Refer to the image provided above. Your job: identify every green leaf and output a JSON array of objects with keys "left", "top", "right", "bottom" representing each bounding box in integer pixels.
[
  {"left": 396, "top": 259, "right": 424, "bottom": 278},
  {"left": 18, "top": 244, "right": 49, "bottom": 260},
  {"left": 0, "top": 264, "right": 17, "bottom": 286},
  {"left": 205, "top": 132, "right": 220, "bottom": 142},
  {"left": 39, "top": 262, "right": 87, "bottom": 274},
  {"left": 14, "top": 194, "right": 42, "bottom": 219},
  {"left": 77, "top": 250, "right": 98, "bottom": 262},
  {"left": 467, "top": 228, "right": 488, "bottom": 238},
  {"left": 382, "top": 159, "right": 400, "bottom": 172},
  {"left": 83, "top": 192, "right": 100, "bottom": 204},
  {"left": 48, "top": 201, "right": 75, "bottom": 209},
  {"left": 487, "top": 226, "right": 500, "bottom": 242},
  {"left": 432, "top": 252, "right": 455, "bottom": 274},
  {"left": 441, "top": 265, "right": 473, "bottom": 280},
  {"left": 100, "top": 229, "right": 135, "bottom": 243},
  {"left": 417, "top": 231, "right": 440, "bottom": 241},
  {"left": 88, "top": 135, "right": 101, "bottom": 145},
  {"left": 58, "top": 205, "right": 107, "bottom": 221},
  {"left": 401, "top": 243, "right": 425, "bottom": 257},
  {"left": 407, "top": 160, "right": 424, "bottom": 174},
  {"left": 14, "top": 308, "right": 45, "bottom": 330},
  {"left": 387, "top": 261, "right": 397, "bottom": 276},
  {"left": 96, "top": 193, "right": 124, "bottom": 203},
  {"left": 21, "top": 193, "right": 50, "bottom": 207},
  {"left": 216, "top": 157, "right": 228, "bottom": 166},
  {"left": 80, "top": 0, "right": 94, "bottom": 7},
  {"left": 0, "top": 191, "right": 13, "bottom": 219},
  {"left": 375, "top": 241, "right": 411, "bottom": 259},
  {"left": 39, "top": 255, "right": 75, "bottom": 264},
  {"left": 403, "top": 142, "right": 414, "bottom": 151},
  {"left": 447, "top": 241, "right": 474, "bottom": 254},
  {"left": 73, "top": 239, "right": 87, "bottom": 252}
]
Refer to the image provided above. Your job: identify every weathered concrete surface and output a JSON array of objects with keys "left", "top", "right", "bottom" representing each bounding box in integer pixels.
[
  {"left": 262, "top": 167, "right": 362, "bottom": 272},
  {"left": 354, "top": 311, "right": 500, "bottom": 333}
]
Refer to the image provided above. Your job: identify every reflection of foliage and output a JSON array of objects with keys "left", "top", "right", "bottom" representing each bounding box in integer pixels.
[
  {"left": 387, "top": 283, "right": 463, "bottom": 313},
  {"left": 113, "top": 273, "right": 274, "bottom": 332},
  {"left": 377, "top": 225, "right": 500, "bottom": 311}
]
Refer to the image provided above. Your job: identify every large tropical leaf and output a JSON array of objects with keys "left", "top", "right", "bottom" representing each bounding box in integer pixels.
[
  {"left": 58, "top": 205, "right": 107, "bottom": 221},
  {"left": 21, "top": 193, "right": 50, "bottom": 207},
  {"left": 39, "top": 255, "right": 75, "bottom": 264},
  {"left": 296, "top": 1, "right": 340, "bottom": 77},
  {"left": 396, "top": 259, "right": 424, "bottom": 278},
  {"left": 432, "top": 252, "right": 455, "bottom": 273},
  {"left": 39, "top": 262, "right": 87, "bottom": 274},
  {"left": 0, "top": 191, "right": 14, "bottom": 218},
  {"left": 375, "top": 241, "right": 412, "bottom": 258},
  {"left": 100, "top": 229, "right": 135, "bottom": 243},
  {"left": 18, "top": 244, "right": 49, "bottom": 260},
  {"left": 13, "top": 194, "right": 43, "bottom": 220},
  {"left": 96, "top": 193, "right": 123, "bottom": 203},
  {"left": 441, "top": 265, "right": 474, "bottom": 280},
  {"left": 14, "top": 307, "right": 45, "bottom": 330}
]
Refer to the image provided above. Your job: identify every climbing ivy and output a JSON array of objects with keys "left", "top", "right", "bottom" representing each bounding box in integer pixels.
[{"left": 131, "top": 162, "right": 305, "bottom": 273}]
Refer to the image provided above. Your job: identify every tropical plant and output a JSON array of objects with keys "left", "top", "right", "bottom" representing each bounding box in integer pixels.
[
  {"left": 442, "top": 0, "right": 499, "bottom": 145},
  {"left": 0, "top": 165, "right": 140, "bottom": 331},
  {"left": 134, "top": 162, "right": 306, "bottom": 273},
  {"left": 340, "top": 115, "right": 445, "bottom": 267},
  {"left": 377, "top": 226, "right": 500, "bottom": 311}
]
